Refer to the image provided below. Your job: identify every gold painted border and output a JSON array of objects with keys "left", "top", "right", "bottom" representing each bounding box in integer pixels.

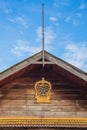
[{"left": 0, "top": 117, "right": 87, "bottom": 128}]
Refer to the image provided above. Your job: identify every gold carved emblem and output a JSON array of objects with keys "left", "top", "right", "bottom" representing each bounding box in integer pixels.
[{"left": 35, "top": 77, "right": 51, "bottom": 103}]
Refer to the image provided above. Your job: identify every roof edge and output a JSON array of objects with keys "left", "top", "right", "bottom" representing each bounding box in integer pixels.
[
  {"left": 0, "top": 51, "right": 42, "bottom": 80},
  {"left": 0, "top": 50, "right": 87, "bottom": 82}
]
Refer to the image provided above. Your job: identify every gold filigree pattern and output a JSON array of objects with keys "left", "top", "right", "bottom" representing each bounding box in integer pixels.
[
  {"left": 0, "top": 117, "right": 87, "bottom": 128},
  {"left": 35, "top": 77, "right": 51, "bottom": 103}
]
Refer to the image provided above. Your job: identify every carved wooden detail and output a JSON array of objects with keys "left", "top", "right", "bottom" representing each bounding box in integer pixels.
[
  {"left": 35, "top": 77, "right": 51, "bottom": 103},
  {"left": 0, "top": 117, "right": 87, "bottom": 128}
]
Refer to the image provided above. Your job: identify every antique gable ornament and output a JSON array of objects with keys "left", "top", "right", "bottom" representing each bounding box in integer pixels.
[{"left": 35, "top": 77, "right": 52, "bottom": 103}]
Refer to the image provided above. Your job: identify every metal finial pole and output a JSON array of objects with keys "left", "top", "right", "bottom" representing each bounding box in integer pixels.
[{"left": 42, "top": 3, "right": 45, "bottom": 67}]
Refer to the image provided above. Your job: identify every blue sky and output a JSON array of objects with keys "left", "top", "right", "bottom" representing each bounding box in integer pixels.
[{"left": 0, "top": 0, "right": 87, "bottom": 72}]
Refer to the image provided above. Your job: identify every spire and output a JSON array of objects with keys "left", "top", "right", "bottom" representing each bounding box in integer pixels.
[{"left": 42, "top": 3, "right": 45, "bottom": 67}]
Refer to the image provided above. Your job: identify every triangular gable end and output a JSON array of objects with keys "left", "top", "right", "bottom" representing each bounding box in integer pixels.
[
  {"left": 0, "top": 50, "right": 87, "bottom": 128},
  {"left": 0, "top": 50, "right": 87, "bottom": 82}
]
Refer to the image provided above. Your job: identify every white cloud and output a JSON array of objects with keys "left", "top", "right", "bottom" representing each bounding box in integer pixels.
[
  {"left": 45, "top": 27, "right": 56, "bottom": 44},
  {"left": 36, "top": 26, "right": 56, "bottom": 51},
  {"left": 9, "top": 16, "right": 28, "bottom": 28},
  {"left": 76, "top": 13, "right": 82, "bottom": 18},
  {"left": 49, "top": 17, "right": 57, "bottom": 22},
  {"left": 65, "top": 16, "right": 71, "bottom": 23},
  {"left": 11, "top": 40, "right": 41, "bottom": 57},
  {"left": 62, "top": 42, "right": 87, "bottom": 72},
  {"left": 54, "top": 0, "right": 70, "bottom": 7},
  {"left": 73, "top": 19, "right": 80, "bottom": 26},
  {"left": 79, "top": 2, "right": 87, "bottom": 9},
  {"left": 0, "top": 1, "right": 10, "bottom": 14},
  {"left": 65, "top": 13, "right": 82, "bottom": 26},
  {"left": 61, "top": 0, "right": 70, "bottom": 6}
]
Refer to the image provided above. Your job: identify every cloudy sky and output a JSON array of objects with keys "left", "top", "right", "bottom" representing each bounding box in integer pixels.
[{"left": 0, "top": 0, "right": 87, "bottom": 72}]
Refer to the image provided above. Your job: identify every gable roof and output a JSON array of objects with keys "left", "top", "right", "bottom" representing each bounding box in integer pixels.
[{"left": 0, "top": 50, "right": 87, "bottom": 83}]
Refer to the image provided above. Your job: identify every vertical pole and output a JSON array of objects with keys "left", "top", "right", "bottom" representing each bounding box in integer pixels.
[{"left": 42, "top": 3, "right": 45, "bottom": 67}]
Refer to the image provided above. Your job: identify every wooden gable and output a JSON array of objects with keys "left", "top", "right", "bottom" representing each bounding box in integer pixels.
[{"left": 0, "top": 50, "right": 87, "bottom": 128}]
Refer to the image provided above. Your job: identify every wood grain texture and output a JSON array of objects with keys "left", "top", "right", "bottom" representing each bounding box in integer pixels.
[
  {"left": 0, "top": 64, "right": 87, "bottom": 118},
  {"left": 0, "top": 128, "right": 87, "bottom": 130}
]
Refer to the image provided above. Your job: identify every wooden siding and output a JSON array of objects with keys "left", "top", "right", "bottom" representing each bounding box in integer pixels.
[{"left": 0, "top": 64, "right": 87, "bottom": 118}]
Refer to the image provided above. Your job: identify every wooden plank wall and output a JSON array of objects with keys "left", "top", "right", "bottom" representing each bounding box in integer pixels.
[{"left": 0, "top": 65, "right": 87, "bottom": 118}]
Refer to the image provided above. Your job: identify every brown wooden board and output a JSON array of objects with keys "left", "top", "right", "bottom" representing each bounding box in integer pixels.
[{"left": 0, "top": 64, "right": 87, "bottom": 118}]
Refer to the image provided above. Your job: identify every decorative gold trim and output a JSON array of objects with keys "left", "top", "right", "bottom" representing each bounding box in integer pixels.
[
  {"left": 0, "top": 117, "right": 87, "bottom": 128},
  {"left": 35, "top": 77, "right": 51, "bottom": 103}
]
